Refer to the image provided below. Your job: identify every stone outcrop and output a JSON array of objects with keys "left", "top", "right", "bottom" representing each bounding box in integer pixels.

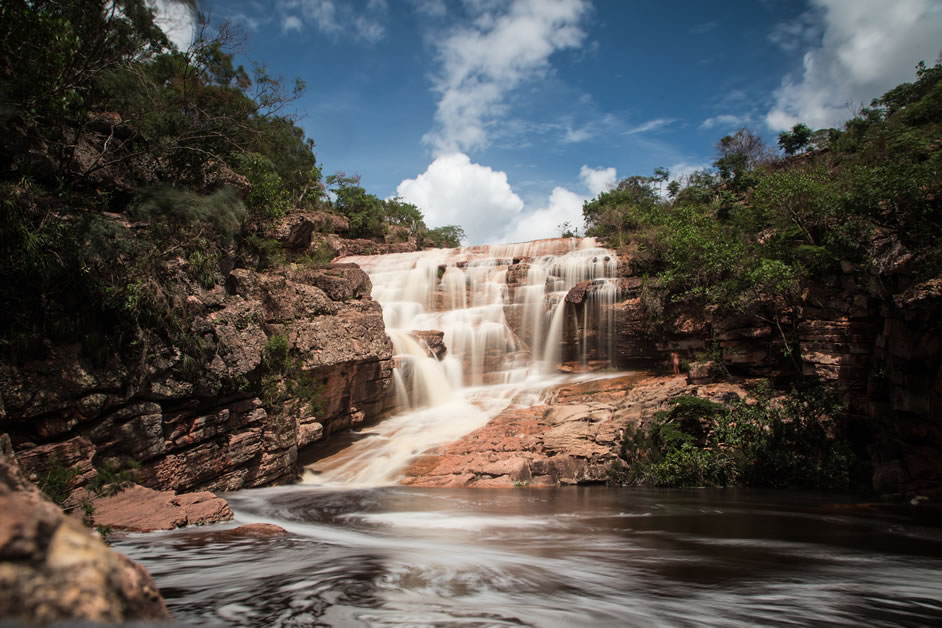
[
  {"left": 410, "top": 331, "right": 448, "bottom": 360},
  {"left": 402, "top": 375, "right": 749, "bottom": 487},
  {"left": 80, "top": 484, "right": 233, "bottom": 533},
  {"left": 0, "top": 261, "right": 395, "bottom": 498},
  {"left": 0, "top": 434, "right": 171, "bottom": 624}
]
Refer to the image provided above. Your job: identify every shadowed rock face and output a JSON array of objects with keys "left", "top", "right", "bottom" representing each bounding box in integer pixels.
[
  {"left": 0, "top": 434, "right": 171, "bottom": 624},
  {"left": 0, "top": 262, "right": 396, "bottom": 496}
]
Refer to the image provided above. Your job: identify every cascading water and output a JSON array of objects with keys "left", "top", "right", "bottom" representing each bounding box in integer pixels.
[{"left": 304, "top": 237, "right": 621, "bottom": 486}]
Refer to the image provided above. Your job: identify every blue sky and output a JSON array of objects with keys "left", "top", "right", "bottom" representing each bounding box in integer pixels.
[{"left": 156, "top": 0, "right": 942, "bottom": 245}]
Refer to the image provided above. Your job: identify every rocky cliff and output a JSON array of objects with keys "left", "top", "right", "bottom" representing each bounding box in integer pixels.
[
  {"left": 539, "top": 250, "right": 941, "bottom": 496},
  {"left": 0, "top": 255, "right": 395, "bottom": 497}
]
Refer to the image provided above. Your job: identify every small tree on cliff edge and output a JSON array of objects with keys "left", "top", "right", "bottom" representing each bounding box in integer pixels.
[{"left": 778, "top": 123, "right": 813, "bottom": 156}]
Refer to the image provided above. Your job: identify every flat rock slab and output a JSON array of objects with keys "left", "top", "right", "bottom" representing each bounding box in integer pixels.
[
  {"left": 91, "top": 484, "right": 233, "bottom": 533},
  {"left": 401, "top": 374, "right": 749, "bottom": 488}
]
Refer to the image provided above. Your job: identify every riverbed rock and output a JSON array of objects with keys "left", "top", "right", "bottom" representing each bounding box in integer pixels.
[
  {"left": 402, "top": 374, "right": 749, "bottom": 488},
  {"left": 85, "top": 484, "right": 233, "bottom": 533},
  {"left": 0, "top": 434, "right": 170, "bottom": 624}
]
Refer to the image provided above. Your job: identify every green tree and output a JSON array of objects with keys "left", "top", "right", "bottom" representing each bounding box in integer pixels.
[
  {"left": 327, "top": 173, "right": 386, "bottom": 239},
  {"left": 424, "top": 225, "right": 466, "bottom": 248},
  {"left": 777, "top": 123, "right": 813, "bottom": 155}
]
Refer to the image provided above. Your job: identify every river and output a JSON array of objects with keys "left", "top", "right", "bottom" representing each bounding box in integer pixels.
[
  {"left": 114, "top": 485, "right": 942, "bottom": 626},
  {"left": 116, "top": 239, "right": 942, "bottom": 625}
]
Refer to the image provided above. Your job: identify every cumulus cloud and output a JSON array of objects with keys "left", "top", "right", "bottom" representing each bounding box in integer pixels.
[
  {"left": 410, "top": 0, "right": 447, "bottom": 17},
  {"left": 149, "top": 0, "right": 197, "bottom": 51},
  {"left": 422, "top": 0, "right": 592, "bottom": 154},
  {"left": 282, "top": 15, "right": 303, "bottom": 32},
  {"left": 397, "top": 156, "right": 619, "bottom": 245},
  {"left": 766, "top": 0, "right": 942, "bottom": 131},
  {"left": 396, "top": 153, "right": 524, "bottom": 245},
  {"left": 579, "top": 165, "right": 616, "bottom": 197},
  {"left": 501, "top": 164, "right": 617, "bottom": 242},
  {"left": 501, "top": 186, "right": 584, "bottom": 243}
]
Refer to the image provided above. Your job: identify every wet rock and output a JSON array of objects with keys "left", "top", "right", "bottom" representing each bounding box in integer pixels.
[
  {"left": 410, "top": 330, "right": 448, "bottom": 360},
  {"left": 401, "top": 375, "right": 751, "bottom": 488},
  {"left": 87, "top": 484, "right": 232, "bottom": 533},
  {"left": 225, "top": 523, "right": 288, "bottom": 537}
]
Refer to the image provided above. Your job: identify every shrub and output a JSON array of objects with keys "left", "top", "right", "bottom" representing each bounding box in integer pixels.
[{"left": 610, "top": 384, "right": 855, "bottom": 490}]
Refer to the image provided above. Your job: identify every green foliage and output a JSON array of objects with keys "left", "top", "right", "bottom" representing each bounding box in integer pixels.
[
  {"left": 263, "top": 334, "right": 291, "bottom": 372},
  {"left": 87, "top": 459, "right": 139, "bottom": 498},
  {"left": 37, "top": 457, "right": 80, "bottom": 506},
  {"left": 187, "top": 249, "right": 220, "bottom": 289},
  {"left": 246, "top": 235, "right": 286, "bottom": 270},
  {"left": 327, "top": 173, "right": 387, "bottom": 240},
  {"left": 778, "top": 123, "right": 814, "bottom": 155},
  {"left": 610, "top": 385, "right": 855, "bottom": 490},
  {"left": 260, "top": 333, "right": 325, "bottom": 417},
  {"left": 384, "top": 198, "right": 425, "bottom": 232},
  {"left": 231, "top": 153, "right": 291, "bottom": 221},
  {"left": 423, "top": 225, "right": 466, "bottom": 248}
]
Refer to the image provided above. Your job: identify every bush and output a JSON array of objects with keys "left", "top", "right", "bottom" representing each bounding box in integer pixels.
[{"left": 610, "top": 384, "right": 855, "bottom": 490}]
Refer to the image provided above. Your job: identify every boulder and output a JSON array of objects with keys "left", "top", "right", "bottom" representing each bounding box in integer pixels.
[
  {"left": 87, "top": 484, "right": 233, "bottom": 533},
  {"left": 0, "top": 434, "right": 170, "bottom": 624}
]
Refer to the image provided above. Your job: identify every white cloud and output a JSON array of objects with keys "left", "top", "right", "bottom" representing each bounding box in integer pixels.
[
  {"left": 624, "top": 117, "right": 675, "bottom": 135},
  {"left": 149, "top": 0, "right": 197, "bottom": 51},
  {"left": 277, "top": 0, "right": 387, "bottom": 42},
  {"left": 397, "top": 155, "right": 619, "bottom": 245},
  {"left": 396, "top": 153, "right": 524, "bottom": 245},
  {"left": 282, "top": 14, "right": 303, "bottom": 33},
  {"left": 579, "top": 165, "right": 615, "bottom": 197},
  {"left": 766, "top": 0, "right": 942, "bottom": 131},
  {"left": 501, "top": 186, "right": 584, "bottom": 243},
  {"left": 410, "top": 0, "right": 447, "bottom": 17},
  {"left": 501, "top": 164, "right": 617, "bottom": 242},
  {"left": 422, "top": 0, "right": 592, "bottom": 154},
  {"left": 700, "top": 113, "right": 749, "bottom": 130}
]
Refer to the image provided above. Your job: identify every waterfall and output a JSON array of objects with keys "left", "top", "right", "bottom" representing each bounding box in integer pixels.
[{"left": 305, "top": 238, "right": 621, "bottom": 486}]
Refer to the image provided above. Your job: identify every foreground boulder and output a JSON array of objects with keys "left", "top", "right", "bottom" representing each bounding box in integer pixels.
[{"left": 0, "top": 434, "right": 170, "bottom": 624}]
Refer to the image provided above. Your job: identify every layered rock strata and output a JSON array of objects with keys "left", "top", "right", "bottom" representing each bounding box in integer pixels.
[{"left": 0, "top": 262, "right": 395, "bottom": 497}]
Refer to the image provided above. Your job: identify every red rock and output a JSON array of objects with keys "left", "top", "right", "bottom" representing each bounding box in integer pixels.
[
  {"left": 90, "top": 484, "right": 232, "bottom": 533},
  {"left": 225, "top": 523, "right": 288, "bottom": 537}
]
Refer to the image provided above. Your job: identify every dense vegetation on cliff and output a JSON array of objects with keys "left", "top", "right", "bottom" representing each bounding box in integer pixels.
[
  {"left": 584, "top": 60, "right": 941, "bottom": 328},
  {"left": 0, "top": 0, "right": 462, "bottom": 366},
  {"left": 593, "top": 62, "right": 941, "bottom": 492}
]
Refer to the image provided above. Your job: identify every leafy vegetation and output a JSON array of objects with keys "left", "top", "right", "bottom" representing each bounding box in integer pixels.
[
  {"left": 583, "top": 60, "right": 942, "bottom": 343},
  {"left": 609, "top": 385, "right": 856, "bottom": 490},
  {"left": 0, "top": 0, "right": 463, "bottom": 367}
]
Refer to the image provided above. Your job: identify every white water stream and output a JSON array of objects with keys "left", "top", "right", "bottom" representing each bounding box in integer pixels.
[{"left": 304, "top": 238, "right": 621, "bottom": 487}]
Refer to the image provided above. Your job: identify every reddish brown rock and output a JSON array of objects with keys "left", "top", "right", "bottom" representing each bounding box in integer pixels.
[
  {"left": 402, "top": 374, "right": 747, "bottom": 488},
  {"left": 0, "top": 435, "right": 170, "bottom": 624},
  {"left": 87, "top": 484, "right": 232, "bottom": 533},
  {"left": 410, "top": 330, "right": 448, "bottom": 360},
  {"left": 224, "top": 523, "right": 288, "bottom": 537}
]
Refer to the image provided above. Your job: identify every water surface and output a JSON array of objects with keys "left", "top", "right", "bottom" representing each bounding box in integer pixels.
[{"left": 115, "top": 486, "right": 942, "bottom": 626}]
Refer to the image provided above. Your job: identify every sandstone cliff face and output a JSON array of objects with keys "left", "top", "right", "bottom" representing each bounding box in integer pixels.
[
  {"left": 0, "top": 434, "right": 171, "bottom": 624},
  {"left": 0, "top": 262, "right": 394, "bottom": 495},
  {"left": 544, "top": 249, "right": 941, "bottom": 496}
]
